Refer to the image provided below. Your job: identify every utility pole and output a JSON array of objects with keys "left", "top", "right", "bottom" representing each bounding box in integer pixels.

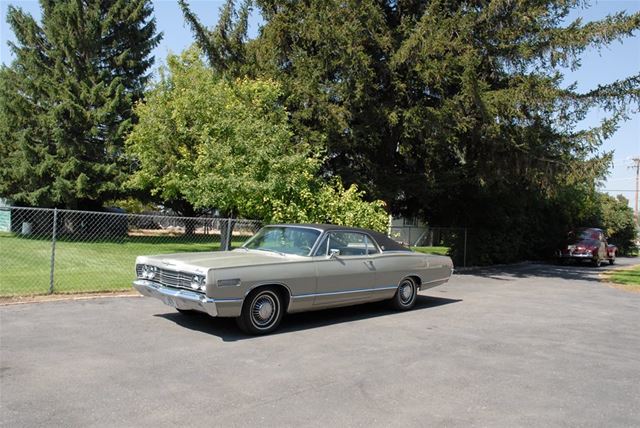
[{"left": 631, "top": 157, "right": 640, "bottom": 226}]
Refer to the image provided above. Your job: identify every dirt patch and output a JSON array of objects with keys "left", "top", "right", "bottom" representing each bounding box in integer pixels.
[
  {"left": 0, "top": 290, "right": 139, "bottom": 306},
  {"left": 607, "top": 283, "right": 640, "bottom": 293},
  {"left": 128, "top": 228, "right": 253, "bottom": 237}
]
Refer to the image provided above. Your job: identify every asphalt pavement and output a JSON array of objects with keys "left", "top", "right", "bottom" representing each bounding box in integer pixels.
[{"left": 1, "top": 259, "right": 639, "bottom": 427}]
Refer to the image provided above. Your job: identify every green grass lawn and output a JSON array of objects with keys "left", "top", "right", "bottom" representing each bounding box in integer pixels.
[
  {"left": 412, "top": 246, "right": 450, "bottom": 256},
  {"left": 0, "top": 232, "right": 453, "bottom": 297},
  {"left": 0, "top": 232, "right": 245, "bottom": 296},
  {"left": 604, "top": 265, "right": 640, "bottom": 288}
]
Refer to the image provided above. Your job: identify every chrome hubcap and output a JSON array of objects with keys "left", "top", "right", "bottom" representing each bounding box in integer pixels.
[
  {"left": 251, "top": 293, "right": 278, "bottom": 327},
  {"left": 400, "top": 281, "right": 414, "bottom": 304},
  {"left": 257, "top": 300, "right": 273, "bottom": 320}
]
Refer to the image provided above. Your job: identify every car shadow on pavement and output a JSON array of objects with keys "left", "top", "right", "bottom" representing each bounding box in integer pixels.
[
  {"left": 154, "top": 295, "right": 462, "bottom": 342},
  {"left": 455, "top": 262, "right": 616, "bottom": 283}
]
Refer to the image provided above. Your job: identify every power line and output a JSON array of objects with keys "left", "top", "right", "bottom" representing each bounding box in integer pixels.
[{"left": 605, "top": 176, "right": 635, "bottom": 182}]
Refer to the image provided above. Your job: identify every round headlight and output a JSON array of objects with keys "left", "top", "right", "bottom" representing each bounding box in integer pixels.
[
  {"left": 142, "top": 265, "right": 157, "bottom": 280},
  {"left": 190, "top": 275, "right": 204, "bottom": 290}
]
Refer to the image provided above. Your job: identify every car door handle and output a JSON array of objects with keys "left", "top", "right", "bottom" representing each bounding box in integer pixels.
[{"left": 364, "top": 260, "right": 375, "bottom": 270}]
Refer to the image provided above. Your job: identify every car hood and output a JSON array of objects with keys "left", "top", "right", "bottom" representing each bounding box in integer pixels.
[
  {"left": 136, "top": 250, "right": 300, "bottom": 273},
  {"left": 562, "top": 239, "right": 599, "bottom": 249}
]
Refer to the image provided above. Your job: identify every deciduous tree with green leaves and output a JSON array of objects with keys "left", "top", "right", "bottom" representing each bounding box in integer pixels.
[
  {"left": 126, "top": 51, "right": 388, "bottom": 248},
  {"left": 597, "top": 193, "right": 637, "bottom": 255},
  {"left": 0, "top": 0, "right": 161, "bottom": 209},
  {"left": 181, "top": 0, "right": 640, "bottom": 264}
]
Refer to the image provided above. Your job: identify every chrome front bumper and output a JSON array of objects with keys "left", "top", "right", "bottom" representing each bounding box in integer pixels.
[
  {"left": 557, "top": 253, "right": 592, "bottom": 259},
  {"left": 133, "top": 280, "right": 218, "bottom": 317}
]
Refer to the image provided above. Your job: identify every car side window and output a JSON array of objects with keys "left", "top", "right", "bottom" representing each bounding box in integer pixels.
[
  {"left": 326, "top": 232, "right": 378, "bottom": 257},
  {"left": 313, "top": 235, "right": 329, "bottom": 256},
  {"left": 365, "top": 236, "right": 379, "bottom": 255}
]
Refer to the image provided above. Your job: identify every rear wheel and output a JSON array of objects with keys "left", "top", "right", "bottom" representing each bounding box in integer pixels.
[
  {"left": 236, "top": 287, "right": 284, "bottom": 335},
  {"left": 390, "top": 277, "right": 417, "bottom": 310}
]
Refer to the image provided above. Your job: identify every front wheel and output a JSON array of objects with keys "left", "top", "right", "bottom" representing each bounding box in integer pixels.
[
  {"left": 609, "top": 257, "right": 615, "bottom": 265},
  {"left": 390, "top": 277, "right": 417, "bottom": 310},
  {"left": 236, "top": 287, "right": 284, "bottom": 335},
  {"left": 592, "top": 257, "right": 602, "bottom": 267}
]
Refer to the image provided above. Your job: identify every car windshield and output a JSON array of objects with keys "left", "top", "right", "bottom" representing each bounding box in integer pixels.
[
  {"left": 243, "top": 226, "right": 321, "bottom": 256},
  {"left": 568, "top": 229, "right": 600, "bottom": 242}
]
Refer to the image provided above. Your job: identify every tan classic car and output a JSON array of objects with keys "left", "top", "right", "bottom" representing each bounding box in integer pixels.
[{"left": 133, "top": 224, "right": 453, "bottom": 334}]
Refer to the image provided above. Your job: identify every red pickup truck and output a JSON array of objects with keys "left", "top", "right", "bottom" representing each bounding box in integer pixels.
[{"left": 556, "top": 228, "right": 616, "bottom": 267}]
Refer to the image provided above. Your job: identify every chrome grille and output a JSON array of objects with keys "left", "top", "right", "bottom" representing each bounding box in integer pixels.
[
  {"left": 157, "top": 268, "right": 191, "bottom": 289},
  {"left": 136, "top": 265, "right": 203, "bottom": 293}
]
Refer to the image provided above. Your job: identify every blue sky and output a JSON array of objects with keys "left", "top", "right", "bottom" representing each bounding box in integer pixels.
[{"left": 1, "top": 0, "right": 639, "bottom": 205}]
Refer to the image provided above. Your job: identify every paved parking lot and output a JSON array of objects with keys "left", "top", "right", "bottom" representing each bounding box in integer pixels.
[{"left": 2, "top": 260, "right": 640, "bottom": 427}]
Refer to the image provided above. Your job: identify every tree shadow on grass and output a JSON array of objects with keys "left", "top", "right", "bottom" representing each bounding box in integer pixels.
[{"left": 154, "top": 295, "right": 462, "bottom": 342}]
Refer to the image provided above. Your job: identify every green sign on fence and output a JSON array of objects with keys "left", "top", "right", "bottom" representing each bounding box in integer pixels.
[{"left": 0, "top": 210, "right": 10, "bottom": 232}]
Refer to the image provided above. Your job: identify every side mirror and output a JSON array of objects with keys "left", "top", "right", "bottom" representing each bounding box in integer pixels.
[{"left": 328, "top": 248, "right": 340, "bottom": 259}]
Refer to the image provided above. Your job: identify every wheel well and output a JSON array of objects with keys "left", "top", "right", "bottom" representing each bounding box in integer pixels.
[
  {"left": 245, "top": 284, "right": 291, "bottom": 311},
  {"left": 407, "top": 275, "right": 422, "bottom": 287}
]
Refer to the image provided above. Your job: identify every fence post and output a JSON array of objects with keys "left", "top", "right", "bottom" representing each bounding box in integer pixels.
[
  {"left": 463, "top": 227, "right": 467, "bottom": 268},
  {"left": 225, "top": 218, "right": 233, "bottom": 251},
  {"left": 49, "top": 208, "right": 58, "bottom": 294}
]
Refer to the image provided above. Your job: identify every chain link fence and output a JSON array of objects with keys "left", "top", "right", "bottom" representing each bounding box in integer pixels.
[
  {"left": 0, "top": 207, "right": 262, "bottom": 296},
  {"left": 1, "top": 206, "right": 469, "bottom": 297}
]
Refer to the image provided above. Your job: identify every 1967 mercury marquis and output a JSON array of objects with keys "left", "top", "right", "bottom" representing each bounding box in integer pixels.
[{"left": 133, "top": 224, "right": 454, "bottom": 334}]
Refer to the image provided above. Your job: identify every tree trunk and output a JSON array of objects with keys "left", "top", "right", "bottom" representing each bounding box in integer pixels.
[
  {"left": 219, "top": 214, "right": 236, "bottom": 251},
  {"left": 167, "top": 200, "right": 197, "bottom": 236}
]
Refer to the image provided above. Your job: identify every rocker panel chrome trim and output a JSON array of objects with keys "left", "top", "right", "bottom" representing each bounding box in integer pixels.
[{"left": 291, "top": 285, "right": 397, "bottom": 300}]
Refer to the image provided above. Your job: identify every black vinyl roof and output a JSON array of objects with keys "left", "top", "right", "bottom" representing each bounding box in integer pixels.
[{"left": 269, "top": 224, "right": 412, "bottom": 252}]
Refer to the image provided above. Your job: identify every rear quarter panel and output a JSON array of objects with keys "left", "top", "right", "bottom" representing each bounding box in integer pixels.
[{"left": 373, "top": 252, "right": 452, "bottom": 290}]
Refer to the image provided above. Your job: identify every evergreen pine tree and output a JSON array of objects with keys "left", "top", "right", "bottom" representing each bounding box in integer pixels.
[{"left": 0, "top": 0, "right": 161, "bottom": 209}]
